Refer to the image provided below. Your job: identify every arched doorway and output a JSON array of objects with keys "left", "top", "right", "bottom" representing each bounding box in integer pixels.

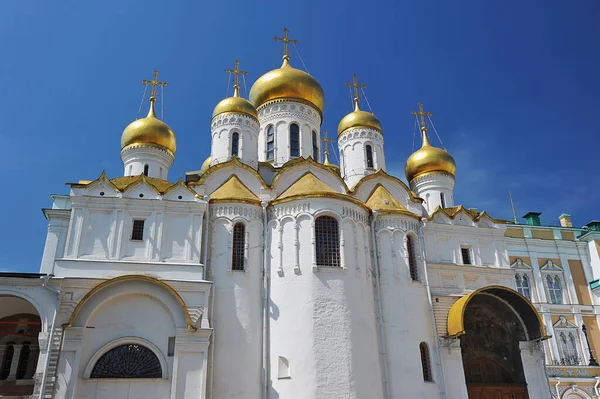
[
  {"left": 0, "top": 295, "right": 41, "bottom": 397},
  {"left": 447, "top": 286, "right": 549, "bottom": 399}
]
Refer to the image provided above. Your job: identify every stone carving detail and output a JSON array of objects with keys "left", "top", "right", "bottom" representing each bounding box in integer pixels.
[
  {"left": 375, "top": 217, "right": 418, "bottom": 232},
  {"left": 342, "top": 207, "right": 368, "bottom": 225},
  {"left": 211, "top": 113, "right": 259, "bottom": 130},
  {"left": 210, "top": 205, "right": 261, "bottom": 220},
  {"left": 269, "top": 203, "right": 311, "bottom": 219},
  {"left": 258, "top": 101, "right": 321, "bottom": 125},
  {"left": 338, "top": 128, "right": 383, "bottom": 145}
]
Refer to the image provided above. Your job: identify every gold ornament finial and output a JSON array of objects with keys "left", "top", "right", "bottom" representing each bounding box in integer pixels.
[
  {"left": 225, "top": 60, "right": 248, "bottom": 97},
  {"left": 141, "top": 69, "right": 168, "bottom": 101},
  {"left": 345, "top": 73, "right": 367, "bottom": 111},
  {"left": 321, "top": 130, "right": 335, "bottom": 164},
  {"left": 411, "top": 102, "right": 433, "bottom": 132},
  {"left": 274, "top": 28, "right": 298, "bottom": 60}
]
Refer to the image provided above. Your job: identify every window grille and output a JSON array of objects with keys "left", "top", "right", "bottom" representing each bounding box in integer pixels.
[
  {"left": 90, "top": 344, "right": 162, "bottom": 379},
  {"left": 232, "top": 222, "right": 245, "bottom": 271},
  {"left": 131, "top": 220, "right": 145, "bottom": 241},
  {"left": 290, "top": 123, "right": 299, "bottom": 157},
  {"left": 143, "top": 164, "right": 149, "bottom": 176},
  {"left": 366, "top": 145, "right": 374, "bottom": 168},
  {"left": 547, "top": 275, "right": 563, "bottom": 304},
  {"left": 461, "top": 247, "right": 472, "bottom": 265},
  {"left": 557, "top": 331, "right": 580, "bottom": 365},
  {"left": 407, "top": 235, "right": 419, "bottom": 281},
  {"left": 315, "top": 216, "right": 340, "bottom": 267},
  {"left": 420, "top": 342, "right": 433, "bottom": 381},
  {"left": 231, "top": 132, "right": 239, "bottom": 157},
  {"left": 515, "top": 274, "right": 531, "bottom": 300},
  {"left": 312, "top": 131, "right": 319, "bottom": 162},
  {"left": 266, "top": 125, "right": 275, "bottom": 160}
]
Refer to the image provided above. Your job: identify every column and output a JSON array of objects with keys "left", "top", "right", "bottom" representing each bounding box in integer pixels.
[
  {"left": 8, "top": 344, "right": 23, "bottom": 380},
  {"left": 543, "top": 313, "right": 560, "bottom": 363},
  {"left": 531, "top": 256, "right": 548, "bottom": 303},
  {"left": 24, "top": 345, "right": 39, "bottom": 379},
  {"left": 575, "top": 314, "right": 590, "bottom": 365},
  {"left": 520, "top": 341, "right": 552, "bottom": 399},
  {"left": 440, "top": 339, "right": 468, "bottom": 399}
]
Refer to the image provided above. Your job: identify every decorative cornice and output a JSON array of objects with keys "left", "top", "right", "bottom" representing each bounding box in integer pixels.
[
  {"left": 211, "top": 112, "right": 260, "bottom": 130},
  {"left": 338, "top": 127, "right": 384, "bottom": 144},
  {"left": 257, "top": 99, "right": 321, "bottom": 126}
]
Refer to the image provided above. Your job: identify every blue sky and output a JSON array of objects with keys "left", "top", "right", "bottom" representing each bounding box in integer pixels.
[{"left": 1, "top": 0, "right": 599, "bottom": 272}]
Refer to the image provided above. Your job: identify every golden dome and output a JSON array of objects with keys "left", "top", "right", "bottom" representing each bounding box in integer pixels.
[
  {"left": 249, "top": 56, "right": 325, "bottom": 113},
  {"left": 338, "top": 101, "right": 382, "bottom": 136},
  {"left": 405, "top": 128, "right": 456, "bottom": 182},
  {"left": 200, "top": 156, "right": 211, "bottom": 173},
  {"left": 121, "top": 98, "right": 176, "bottom": 154},
  {"left": 212, "top": 86, "right": 258, "bottom": 120}
]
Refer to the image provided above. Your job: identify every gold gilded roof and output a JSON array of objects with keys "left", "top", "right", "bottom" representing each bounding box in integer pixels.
[
  {"left": 405, "top": 128, "right": 455, "bottom": 182},
  {"left": 277, "top": 172, "right": 336, "bottom": 199},
  {"left": 338, "top": 101, "right": 382, "bottom": 136},
  {"left": 121, "top": 98, "right": 176, "bottom": 154},
  {"left": 212, "top": 86, "right": 258, "bottom": 120},
  {"left": 200, "top": 156, "right": 212, "bottom": 173},
  {"left": 365, "top": 184, "right": 406, "bottom": 211},
  {"left": 210, "top": 175, "right": 260, "bottom": 203},
  {"left": 110, "top": 175, "right": 175, "bottom": 194},
  {"left": 249, "top": 56, "right": 325, "bottom": 113}
]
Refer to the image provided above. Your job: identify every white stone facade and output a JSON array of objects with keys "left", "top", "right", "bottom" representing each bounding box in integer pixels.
[
  {"left": 121, "top": 144, "right": 174, "bottom": 179},
  {"left": 338, "top": 127, "right": 386, "bottom": 189},
  {"left": 210, "top": 113, "right": 260, "bottom": 169}
]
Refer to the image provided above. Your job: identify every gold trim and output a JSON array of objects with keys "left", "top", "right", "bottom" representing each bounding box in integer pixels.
[
  {"left": 65, "top": 275, "right": 195, "bottom": 331},
  {"left": 163, "top": 178, "right": 200, "bottom": 197},
  {"left": 209, "top": 174, "right": 260, "bottom": 202},
  {"left": 276, "top": 171, "right": 337, "bottom": 200},
  {"left": 270, "top": 191, "right": 371, "bottom": 212},
  {"left": 351, "top": 169, "right": 423, "bottom": 203},
  {"left": 270, "top": 157, "right": 350, "bottom": 192},
  {"left": 189, "top": 157, "right": 268, "bottom": 188},
  {"left": 210, "top": 198, "right": 262, "bottom": 206},
  {"left": 446, "top": 285, "right": 549, "bottom": 340}
]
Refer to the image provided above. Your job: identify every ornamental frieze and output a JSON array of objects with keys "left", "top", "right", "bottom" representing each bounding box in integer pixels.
[
  {"left": 210, "top": 204, "right": 262, "bottom": 220},
  {"left": 211, "top": 113, "right": 260, "bottom": 130}
]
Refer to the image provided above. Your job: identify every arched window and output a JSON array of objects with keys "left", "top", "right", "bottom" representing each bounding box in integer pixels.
[
  {"left": 547, "top": 275, "right": 563, "bottom": 304},
  {"left": 232, "top": 222, "right": 245, "bottom": 271},
  {"left": 0, "top": 345, "right": 14, "bottom": 380},
  {"left": 515, "top": 274, "right": 531, "bottom": 300},
  {"left": 143, "top": 164, "right": 149, "bottom": 176},
  {"left": 366, "top": 145, "right": 374, "bottom": 168},
  {"left": 558, "top": 331, "right": 580, "bottom": 365},
  {"left": 16, "top": 344, "right": 30, "bottom": 379},
  {"left": 419, "top": 342, "right": 433, "bottom": 382},
  {"left": 407, "top": 235, "right": 419, "bottom": 281},
  {"left": 440, "top": 193, "right": 446, "bottom": 209},
  {"left": 231, "top": 132, "right": 239, "bottom": 157},
  {"left": 290, "top": 123, "right": 299, "bottom": 157},
  {"left": 266, "top": 125, "right": 275, "bottom": 160},
  {"left": 90, "top": 344, "right": 162, "bottom": 379},
  {"left": 315, "top": 216, "right": 340, "bottom": 267},
  {"left": 312, "top": 130, "right": 319, "bottom": 162}
]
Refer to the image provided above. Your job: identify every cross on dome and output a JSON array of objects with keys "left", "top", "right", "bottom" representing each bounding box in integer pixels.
[
  {"left": 225, "top": 60, "right": 248, "bottom": 97},
  {"left": 141, "top": 69, "right": 168, "bottom": 100},
  {"left": 411, "top": 102, "right": 432, "bottom": 131},
  {"left": 274, "top": 28, "right": 298, "bottom": 60},
  {"left": 345, "top": 73, "right": 367, "bottom": 106}
]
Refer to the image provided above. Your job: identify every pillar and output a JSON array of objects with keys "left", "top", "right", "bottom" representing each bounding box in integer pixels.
[
  {"left": 440, "top": 339, "right": 469, "bottom": 399},
  {"left": 8, "top": 344, "right": 23, "bottom": 380},
  {"left": 520, "top": 341, "right": 552, "bottom": 399}
]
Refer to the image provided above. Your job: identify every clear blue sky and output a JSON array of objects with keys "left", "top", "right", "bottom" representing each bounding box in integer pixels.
[{"left": 1, "top": 0, "right": 599, "bottom": 272}]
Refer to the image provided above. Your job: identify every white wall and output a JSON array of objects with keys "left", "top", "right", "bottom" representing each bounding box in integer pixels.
[
  {"left": 210, "top": 113, "right": 260, "bottom": 169},
  {"left": 338, "top": 127, "right": 385, "bottom": 189},
  {"left": 121, "top": 145, "right": 174, "bottom": 179}
]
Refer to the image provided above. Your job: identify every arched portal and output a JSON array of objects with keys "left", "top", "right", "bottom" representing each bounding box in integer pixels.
[{"left": 447, "top": 286, "right": 549, "bottom": 399}]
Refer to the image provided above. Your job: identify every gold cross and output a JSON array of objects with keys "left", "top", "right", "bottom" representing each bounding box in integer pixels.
[
  {"left": 345, "top": 74, "right": 366, "bottom": 103},
  {"left": 141, "top": 70, "right": 168, "bottom": 99},
  {"left": 321, "top": 130, "right": 335, "bottom": 153},
  {"left": 274, "top": 28, "right": 298, "bottom": 58},
  {"left": 411, "top": 102, "right": 432, "bottom": 129},
  {"left": 225, "top": 60, "right": 248, "bottom": 89}
]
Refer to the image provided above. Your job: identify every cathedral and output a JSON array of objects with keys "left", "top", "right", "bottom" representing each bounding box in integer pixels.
[{"left": 2, "top": 29, "right": 600, "bottom": 399}]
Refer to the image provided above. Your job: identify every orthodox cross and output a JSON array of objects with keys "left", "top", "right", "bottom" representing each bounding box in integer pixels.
[
  {"left": 321, "top": 130, "right": 335, "bottom": 154},
  {"left": 274, "top": 28, "right": 297, "bottom": 58},
  {"left": 345, "top": 73, "right": 366, "bottom": 103},
  {"left": 412, "top": 102, "right": 432, "bottom": 129},
  {"left": 225, "top": 60, "right": 247, "bottom": 89},
  {"left": 141, "top": 69, "right": 168, "bottom": 99}
]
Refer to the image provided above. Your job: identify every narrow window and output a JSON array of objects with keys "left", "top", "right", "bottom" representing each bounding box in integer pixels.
[
  {"left": 516, "top": 274, "right": 531, "bottom": 300},
  {"left": 461, "top": 247, "right": 472, "bottom": 265},
  {"left": 420, "top": 342, "right": 433, "bottom": 382},
  {"left": 440, "top": 193, "right": 446, "bottom": 209},
  {"left": 557, "top": 331, "right": 580, "bottom": 365},
  {"left": 0, "top": 345, "right": 14, "bottom": 380},
  {"left": 131, "top": 220, "right": 145, "bottom": 241},
  {"left": 90, "top": 344, "right": 162, "bottom": 378},
  {"left": 290, "top": 123, "right": 300, "bottom": 157},
  {"left": 366, "top": 145, "right": 374, "bottom": 168},
  {"left": 16, "top": 344, "right": 30, "bottom": 380},
  {"left": 407, "top": 235, "right": 419, "bottom": 281},
  {"left": 167, "top": 337, "right": 176, "bottom": 357},
  {"left": 266, "top": 125, "right": 275, "bottom": 160},
  {"left": 232, "top": 223, "right": 245, "bottom": 271},
  {"left": 312, "top": 131, "right": 319, "bottom": 162},
  {"left": 231, "top": 132, "right": 239, "bottom": 157},
  {"left": 143, "top": 164, "right": 149, "bottom": 176},
  {"left": 315, "top": 216, "right": 340, "bottom": 267},
  {"left": 547, "top": 275, "right": 563, "bottom": 304}
]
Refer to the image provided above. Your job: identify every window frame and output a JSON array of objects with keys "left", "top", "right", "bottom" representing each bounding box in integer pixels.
[
  {"left": 231, "top": 222, "right": 246, "bottom": 272},
  {"left": 555, "top": 329, "right": 581, "bottom": 365},
  {"left": 440, "top": 193, "right": 446, "bottom": 209},
  {"left": 314, "top": 215, "right": 341, "bottom": 268},
  {"left": 460, "top": 246, "right": 472, "bottom": 265},
  {"left": 143, "top": 164, "right": 149, "bottom": 176},
  {"left": 231, "top": 131, "right": 240, "bottom": 158},
  {"left": 131, "top": 219, "right": 145, "bottom": 241},
  {"left": 545, "top": 273, "right": 564, "bottom": 304},
  {"left": 312, "top": 130, "right": 319, "bottom": 162},
  {"left": 365, "top": 144, "right": 374, "bottom": 168},
  {"left": 290, "top": 123, "right": 300, "bottom": 158},
  {"left": 407, "top": 234, "right": 419, "bottom": 281},
  {"left": 419, "top": 342, "right": 433, "bottom": 382},
  {"left": 515, "top": 272, "right": 532, "bottom": 300},
  {"left": 266, "top": 125, "right": 275, "bottom": 160}
]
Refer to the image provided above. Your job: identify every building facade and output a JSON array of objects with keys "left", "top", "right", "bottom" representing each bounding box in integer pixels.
[{"left": 2, "top": 31, "right": 600, "bottom": 399}]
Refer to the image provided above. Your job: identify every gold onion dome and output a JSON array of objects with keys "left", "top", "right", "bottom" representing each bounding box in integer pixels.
[
  {"left": 121, "top": 97, "right": 176, "bottom": 154},
  {"left": 200, "top": 156, "right": 212, "bottom": 173},
  {"left": 405, "top": 127, "right": 456, "bottom": 182},
  {"left": 249, "top": 56, "right": 325, "bottom": 113},
  {"left": 212, "top": 86, "right": 258, "bottom": 120},
  {"left": 338, "top": 100, "right": 382, "bottom": 136}
]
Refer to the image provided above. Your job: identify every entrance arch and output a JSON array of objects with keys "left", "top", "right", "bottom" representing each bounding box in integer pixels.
[{"left": 447, "top": 286, "right": 549, "bottom": 399}]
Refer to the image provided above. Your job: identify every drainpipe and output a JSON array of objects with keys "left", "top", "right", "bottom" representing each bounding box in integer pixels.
[
  {"left": 261, "top": 200, "right": 270, "bottom": 399},
  {"left": 370, "top": 210, "right": 390, "bottom": 399},
  {"left": 40, "top": 274, "right": 60, "bottom": 399},
  {"left": 418, "top": 218, "right": 447, "bottom": 399},
  {"left": 202, "top": 196, "right": 216, "bottom": 399}
]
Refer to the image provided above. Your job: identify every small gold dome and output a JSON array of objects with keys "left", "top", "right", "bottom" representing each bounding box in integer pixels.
[
  {"left": 338, "top": 101, "right": 382, "bottom": 136},
  {"left": 249, "top": 56, "right": 325, "bottom": 113},
  {"left": 200, "top": 156, "right": 211, "bottom": 173},
  {"left": 212, "top": 86, "right": 258, "bottom": 120},
  {"left": 121, "top": 98, "right": 176, "bottom": 154},
  {"left": 405, "top": 128, "right": 456, "bottom": 182}
]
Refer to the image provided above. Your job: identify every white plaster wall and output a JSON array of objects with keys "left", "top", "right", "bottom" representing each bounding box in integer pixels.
[
  {"left": 208, "top": 203, "right": 263, "bottom": 399},
  {"left": 257, "top": 101, "right": 321, "bottom": 166},
  {"left": 210, "top": 113, "right": 260, "bottom": 169},
  {"left": 409, "top": 172, "right": 455, "bottom": 214},
  {"left": 338, "top": 127, "right": 385, "bottom": 189},
  {"left": 121, "top": 145, "right": 174, "bottom": 179}
]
